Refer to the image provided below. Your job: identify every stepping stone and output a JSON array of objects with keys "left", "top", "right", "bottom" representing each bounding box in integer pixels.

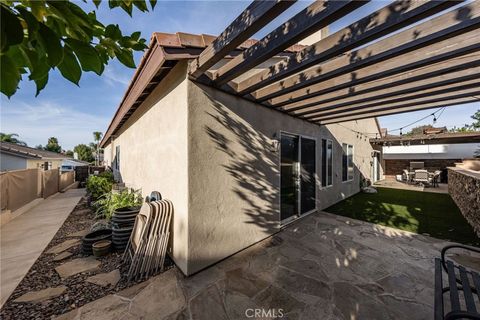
[
  {"left": 53, "top": 251, "right": 73, "bottom": 262},
  {"left": 14, "top": 286, "right": 67, "bottom": 303},
  {"left": 46, "top": 239, "right": 81, "bottom": 254},
  {"left": 67, "top": 229, "right": 90, "bottom": 238},
  {"left": 55, "top": 257, "right": 100, "bottom": 278},
  {"left": 86, "top": 269, "right": 121, "bottom": 287}
]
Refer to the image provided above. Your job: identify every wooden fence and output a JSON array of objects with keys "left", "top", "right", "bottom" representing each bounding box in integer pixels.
[{"left": 0, "top": 168, "right": 75, "bottom": 212}]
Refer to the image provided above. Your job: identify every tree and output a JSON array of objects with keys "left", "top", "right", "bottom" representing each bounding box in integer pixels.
[
  {"left": 0, "top": 132, "right": 27, "bottom": 145},
  {"left": 471, "top": 109, "right": 480, "bottom": 130},
  {"left": 74, "top": 143, "right": 94, "bottom": 163},
  {"left": 93, "top": 131, "right": 103, "bottom": 165},
  {"left": 65, "top": 150, "right": 74, "bottom": 157},
  {"left": 405, "top": 125, "right": 433, "bottom": 136},
  {"left": 1, "top": 0, "right": 156, "bottom": 97},
  {"left": 44, "top": 136, "right": 61, "bottom": 153}
]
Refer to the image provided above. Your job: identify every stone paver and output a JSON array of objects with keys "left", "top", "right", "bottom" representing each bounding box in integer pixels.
[
  {"left": 86, "top": 269, "right": 121, "bottom": 287},
  {"left": 46, "top": 239, "right": 81, "bottom": 254},
  {"left": 53, "top": 251, "right": 73, "bottom": 262},
  {"left": 55, "top": 257, "right": 100, "bottom": 278},
  {"left": 14, "top": 286, "right": 67, "bottom": 303},
  {"left": 0, "top": 188, "right": 85, "bottom": 308},
  {"left": 53, "top": 211, "right": 452, "bottom": 320},
  {"left": 66, "top": 229, "right": 90, "bottom": 238}
]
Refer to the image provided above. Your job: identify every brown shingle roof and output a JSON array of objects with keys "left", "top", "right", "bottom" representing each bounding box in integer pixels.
[{"left": 0, "top": 142, "right": 68, "bottom": 159}]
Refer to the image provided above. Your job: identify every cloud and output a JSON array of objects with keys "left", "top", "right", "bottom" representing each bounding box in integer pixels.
[
  {"left": 1, "top": 101, "right": 111, "bottom": 150},
  {"left": 102, "top": 63, "right": 132, "bottom": 87}
]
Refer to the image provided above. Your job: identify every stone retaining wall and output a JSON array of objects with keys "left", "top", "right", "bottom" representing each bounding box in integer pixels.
[{"left": 448, "top": 167, "right": 480, "bottom": 237}]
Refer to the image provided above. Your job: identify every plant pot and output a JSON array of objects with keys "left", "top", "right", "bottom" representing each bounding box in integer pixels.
[
  {"left": 92, "top": 240, "right": 111, "bottom": 257},
  {"left": 112, "top": 226, "right": 134, "bottom": 252},
  {"left": 82, "top": 229, "right": 112, "bottom": 255},
  {"left": 113, "top": 206, "right": 140, "bottom": 216}
]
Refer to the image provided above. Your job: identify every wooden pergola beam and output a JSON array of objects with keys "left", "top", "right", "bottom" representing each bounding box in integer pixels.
[
  {"left": 302, "top": 78, "right": 480, "bottom": 119},
  {"left": 317, "top": 97, "right": 480, "bottom": 125},
  {"left": 211, "top": 0, "right": 369, "bottom": 86},
  {"left": 188, "top": 0, "right": 296, "bottom": 79},
  {"left": 267, "top": 32, "right": 480, "bottom": 107},
  {"left": 284, "top": 60, "right": 480, "bottom": 115},
  {"left": 310, "top": 88, "right": 480, "bottom": 123},
  {"left": 253, "top": 1, "right": 480, "bottom": 102},
  {"left": 235, "top": 0, "right": 462, "bottom": 95}
]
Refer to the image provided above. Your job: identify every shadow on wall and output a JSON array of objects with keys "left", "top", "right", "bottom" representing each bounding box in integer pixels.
[{"left": 203, "top": 97, "right": 280, "bottom": 236}]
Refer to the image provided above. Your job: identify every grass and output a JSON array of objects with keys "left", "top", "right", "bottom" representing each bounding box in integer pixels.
[{"left": 326, "top": 187, "right": 479, "bottom": 246}]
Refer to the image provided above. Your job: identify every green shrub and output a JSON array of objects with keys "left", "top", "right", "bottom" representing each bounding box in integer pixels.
[
  {"left": 98, "top": 170, "right": 114, "bottom": 182},
  {"left": 94, "top": 188, "right": 142, "bottom": 220},
  {"left": 86, "top": 175, "right": 113, "bottom": 200}
]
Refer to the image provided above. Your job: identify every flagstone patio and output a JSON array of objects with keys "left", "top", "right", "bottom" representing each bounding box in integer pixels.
[{"left": 52, "top": 211, "right": 456, "bottom": 320}]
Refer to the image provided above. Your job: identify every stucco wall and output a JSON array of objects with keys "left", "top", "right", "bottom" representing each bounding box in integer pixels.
[
  {"left": 186, "top": 81, "right": 380, "bottom": 275},
  {"left": 103, "top": 62, "right": 190, "bottom": 272},
  {"left": 26, "top": 159, "right": 63, "bottom": 170},
  {"left": 0, "top": 153, "right": 27, "bottom": 171}
]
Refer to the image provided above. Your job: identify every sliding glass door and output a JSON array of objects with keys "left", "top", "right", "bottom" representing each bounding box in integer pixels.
[{"left": 280, "top": 133, "right": 316, "bottom": 222}]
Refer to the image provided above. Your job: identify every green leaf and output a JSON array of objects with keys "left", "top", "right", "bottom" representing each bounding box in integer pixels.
[
  {"left": 105, "top": 24, "right": 122, "bottom": 40},
  {"left": 93, "top": 0, "right": 101, "bottom": 8},
  {"left": 131, "top": 31, "right": 141, "bottom": 41},
  {"left": 29, "top": 55, "right": 50, "bottom": 81},
  {"left": 150, "top": 0, "right": 157, "bottom": 10},
  {"left": 133, "top": 1, "right": 147, "bottom": 12},
  {"left": 29, "top": 0, "right": 47, "bottom": 21},
  {"left": 0, "top": 4, "right": 24, "bottom": 53},
  {"left": 116, "top": 48, "right": 135, "bottom": 68},
  {"left": 65, "top": 39, "right": 102, "bottom": 74},
  {"left": 57, "top": 46, "right": 81, "bottom": 85},
  {"left": 34, "top": 73, "right": 48, "bottom": 96},
  {"left": 0, "top": 54, "right": 21, "bottom": 97},
  {"left": 38, "top": 24, "right": 63, "bottom": 67}
]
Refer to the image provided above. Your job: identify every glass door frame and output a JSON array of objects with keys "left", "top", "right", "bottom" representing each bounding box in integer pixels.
[{"left": 279, "top": 131, "right": 318, "bottom": 225}]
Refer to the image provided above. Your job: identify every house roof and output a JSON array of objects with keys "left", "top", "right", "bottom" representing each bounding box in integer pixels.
[
  {"left": 370, "top": 131, "right": 480, "bottom": 146},
  {"left": 100, "top": 32, "right": 306, "bottom": 148},
  {"left": 0, "top": 142, "right": 68, "bottom": 159}
]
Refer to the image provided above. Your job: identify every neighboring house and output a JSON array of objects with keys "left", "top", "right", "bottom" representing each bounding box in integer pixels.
[
  {"left": 0, "top": 142, "right": 68, "bottom": 172},
  {"left": 60, "top": 158, "right": 89, "bottom": 173},
  {"left": 100, "top": 32, "right": 383, "bottom": 276},
  {"left": 372, "top": 131, "right": 480, "bottom": 178}
]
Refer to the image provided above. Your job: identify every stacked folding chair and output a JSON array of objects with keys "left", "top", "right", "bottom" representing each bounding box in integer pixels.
[{"left": 123, "top": 197, "right": 173, "bottom": 282}]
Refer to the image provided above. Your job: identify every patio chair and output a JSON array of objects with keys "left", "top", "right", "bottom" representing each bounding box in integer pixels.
[
  {"left": 124, "top": 198, "right": 174, "bottom": 281},
  {"left": 402, "top": 169, "right": 410, "bottom": 183},
  {"left": 434, "top": 244, "right": 480, "bottom": 320},
  {"left": 413, "top": 169, "right": 431, "bottom": 186},
  {"left": 124, "top": 202, "right": 154, "bottom": 281},
  {"left": 432, "top": 170, "right": 441, "bottom": 188}
]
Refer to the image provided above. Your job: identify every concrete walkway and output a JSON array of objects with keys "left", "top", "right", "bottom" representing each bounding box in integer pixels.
[{"left": 0, "top": 188, "right": 85, "bottom": 308}]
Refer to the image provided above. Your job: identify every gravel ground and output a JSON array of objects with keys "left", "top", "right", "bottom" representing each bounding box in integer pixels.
[{"left": 0, "top": 196, "right": 173, "bottom": 320}]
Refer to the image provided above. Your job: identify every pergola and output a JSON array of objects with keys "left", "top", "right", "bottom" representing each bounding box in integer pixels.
[{"left": 187, "top": 0, "right": 480, "bottom": 125}]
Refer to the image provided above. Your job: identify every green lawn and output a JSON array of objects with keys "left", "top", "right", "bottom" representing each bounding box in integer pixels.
[{"left": 326, "top": 187, "right": 479, "bottom": 246}]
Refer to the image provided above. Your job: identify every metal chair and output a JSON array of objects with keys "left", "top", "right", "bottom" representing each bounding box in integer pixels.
[{"left": 413, "top": 169, "right": 432, "bottom": 186}]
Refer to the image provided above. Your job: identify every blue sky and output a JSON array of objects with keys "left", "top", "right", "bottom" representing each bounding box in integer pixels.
[{"left": 1, "top": 0, "right": 478, "bottom": 150}]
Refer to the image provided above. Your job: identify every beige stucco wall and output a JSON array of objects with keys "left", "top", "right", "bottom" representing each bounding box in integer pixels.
[
  {"left": 103, "top": 61, "right": 190, "bottom": 272},
  {"left": 186, "top": 81, "right": 380, "bottom": 275},
  {"left": 26, "top": 159, "right": 63, "bottom": 170}
]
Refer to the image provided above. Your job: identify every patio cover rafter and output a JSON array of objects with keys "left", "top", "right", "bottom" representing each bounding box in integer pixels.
[
  {"left": 253, "top": 2, "right": 480, "bottom": 102},
  {"left": 210, "top": 0, "right": 369, "bottom": 86},
  {"left": 316, "top": 96, "right": 480, "bottom": 125},
  {"left": 234, "top": 0, "right": 463, "bottom": 95},
  {"left": 282, "top": 57, "right": 480, "bottom": 115},
  {"left": 267, "top": 32, "right": 480, "bottom": 108},
  {"left": 188, "top": 0, "right": 296, "bottom": 79},
  {"left": 301, "top": 79, "right": 480, "bottom": 120},
  {"left": 186, "top": 0, "right": 480, "bottom": 124},
  {"left": 313, "top": 89, "right": 480, "bottom": 123}
]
